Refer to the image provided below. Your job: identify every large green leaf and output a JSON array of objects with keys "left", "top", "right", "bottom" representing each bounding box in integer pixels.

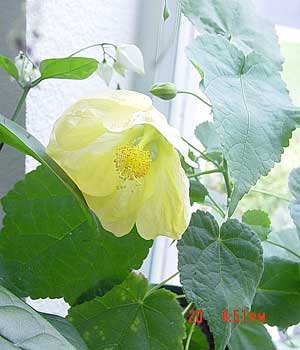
[
  {"left": 181, "top": 0, "right": 282, "bottom": 66},
  {"left": 177, "top": 210, "right": 263, "bottom": 350},
  {"left": 252, "top": 257, "right": 300, "bottom": 328},
  {"left": 188, "top": 35, "right": 296, "bottom": 215},
  {"left": 42, "top": 313, "right": 88, "bottom": 350},
  {"left": 242, "top": 210, "right": 271, "bottom": 241},
  {"left": 289, "top": 168, "right": 300, "bottom": 233},
  {"left": 0, "top": 284, "right": 86, "bottom": 349},
  {"left": 39, "top": 57, "right": 98, "bottom": 80},
  {"left": 0, "top": 114, "right": 90, "bottom": 221},
  {"left": 0, "top": 55, "right": 18, "bottom": 80},
  {"left": 228, "top": 321, "right": 275, "bottom": 350},
  {"left": 0, "top": 165, "right": 152, "bottom": 305},
  {"left": 68, "top": 273, "right": 186, "bottom": 350}
]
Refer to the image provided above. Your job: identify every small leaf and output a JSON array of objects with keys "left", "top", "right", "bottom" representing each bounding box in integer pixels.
[
  {"left": 0, "top": 114, "right": 90, "bottom": 220},
  {"left": 0, "top": 285, "right": 84, "bottom": 349},
  {"left": 188, "top": 34, "right": 297, "bottom": 216},
  {"left": 252, "top": 257, "right": 300, "bottom": 328},
  {"left": 195, "top": 121, "right": 221, "bottom": 154},
  {"left": 68, "top": 273, "right": 186, "bottom": 350},
  {"left": 289, "top": 168, "right": 300, "bottom": 233},
  {"left": 0, "top": 54, "right": 18, "bottom": 80},
  {"left": 42, "top": 313, "right": 88, "bottom": 350},
  {"left": 181, "top": 0, "right": 282, "bottom": 67},
  {"left": 0, "top": 166, "right": 152, "bottom": 305},
  {"left": 229, "top": 321, "right": 275, "bottom": 350},
  {"left": 242, "top": 210, "right": 271, "bottom": 241},
  {"left": 177, "top": 210, "right": 263, "bottom": 350},
  {"left": 189, "top": 179, "right": 208, "bottom": 204},
  {"left": 163, "top": 3, "right": 170, "bottom": 21},
  {"left": 39, "top": 57, "right": 98, "bottom": 80}
]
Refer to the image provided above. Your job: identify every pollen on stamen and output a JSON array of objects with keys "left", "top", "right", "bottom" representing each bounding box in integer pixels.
[{"left": 114, "top": 144, "right": 152, "bottom": 181}]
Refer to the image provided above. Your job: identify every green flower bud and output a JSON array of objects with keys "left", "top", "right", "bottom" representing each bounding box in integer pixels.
[{"left": 150, "top": 82, "right": 177, "bottom": 100}]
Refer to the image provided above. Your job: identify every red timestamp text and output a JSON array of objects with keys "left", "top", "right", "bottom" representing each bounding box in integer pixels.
[
  {"left": 187, "top": 309, "right": 266, "bottom": 325},
  {"left": 222, "top": 309, "right": 266, "bottom": 324}
]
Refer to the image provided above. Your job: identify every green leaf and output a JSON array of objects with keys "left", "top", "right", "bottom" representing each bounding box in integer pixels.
[
  {"left": 181, "top": 0, "right": 282, "bottom": 66},
  {"left": 195, "top": 121, "right": 221, "bottom": 154},
  {"left": 229, "top": 321, "right": 275, "bottom": 350},
  {"left": 195, "top": 121, "right": 223, "bottom": 163},
  {"left": 0, "top": 114, "right": 90, "bottom": 221},
  {"left": 242, "top": 210, "right": 271, "bottom": 241},
  {"left": 252, "top": 257, "right": 300, "bottom": 328},
  {"left": 188, "top": 35, "right": 297, "bottom": 216},
  {"left": 0, "top": 55, "right": 18, "bottom": 80},
  {"left": 263, "top": 228, "right": 300, "bottom": 262},
  {"left": 190, "top": 180, "right": 208, "bottom": 204},
  {"left": 0, "top": 285, "right": 84, "bottom": 349},
  {"left": 0, "top": 165, "right": 152, "bottom": 305},
  {"left": 177, "top": 210, "right": 263, "bottom": 350},
  {"left": 68, "top": 273, "right": 186, "bottom": 350},
  {"left": 289, "top": 168, "right": 300, "bottom": 233},
  {"left": 42, "top": 313, "right": 88, "bottom": 350},
  {"left": 39, "top": 57, "right": 98, "bottom": 80}
]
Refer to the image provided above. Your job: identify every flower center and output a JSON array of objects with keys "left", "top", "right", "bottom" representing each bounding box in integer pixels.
[{"left": 114, "top": 144, "right": 152, "bottom": 181}]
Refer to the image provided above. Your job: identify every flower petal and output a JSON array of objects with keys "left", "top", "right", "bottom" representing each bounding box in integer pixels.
[
  {"left": 115, "top": 44, "right": 145, "bottom": 74},
  {"left": 136, "top": 142, "right": 191, "bottom": 240},
  {"left": 84, "top": 181, "right": 145, "bottom": 237}
]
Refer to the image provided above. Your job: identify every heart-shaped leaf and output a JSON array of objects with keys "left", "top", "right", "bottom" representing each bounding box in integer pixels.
[
  {"left": 181, "top": 0, "right": 282, "bottom": 66},
  {"left": 178, "top": 210, "right": 263, "bottom": 350},
  {"left": 289, "top": 168, "right": 300, "bottom": 234},
  {"left": 188, "top": 35, "right": 297, "bottom": 215},
  {"left": 0, "top": 165, "right": 152, "bottom": 305},
  {"left": 68, "top": 273, "right": 186, "bottom": 350}
]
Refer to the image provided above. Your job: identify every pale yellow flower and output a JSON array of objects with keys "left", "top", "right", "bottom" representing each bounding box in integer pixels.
[{"left": 46, "top": 90, "right": 195, "bottom": 240}]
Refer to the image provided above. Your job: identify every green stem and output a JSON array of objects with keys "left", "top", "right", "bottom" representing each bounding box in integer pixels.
[
  {"left": 183, "top": 138, "right": 219, "bottom": 168},
  {"left": 182, "top": 302, "right": 193, "bottom": 316},
  {"left": 250, "top": 188, "right": 289, "bottom": 202},
  {"left": 145, "top": 271, "right": 179, "bottom": 297},
  {"left": 265, "top": 240, "right": 300, "bottom": 260},
  {"left": 0, "top": 86, "right": 31, "bottom": 152},
  {"left": 178, "top": 90, "right": 212, "bottom": 108},
  {"left": 222, "top": 159, "right": 232, "bottom": 208},
  {"left": 185, "top": 321, "right": 196, "bottom": 350},
  {"left": 176, "top": 294, "right": 186, "bottom": 299},
  {"left": 188, "top": 169, "right": 220, "bottom": 178},
  {"left": 69, "top": 43, "right": 117, "bottom": 57},
  {"left": 207, "top": 193, "right": 225, "bottom": 218}
]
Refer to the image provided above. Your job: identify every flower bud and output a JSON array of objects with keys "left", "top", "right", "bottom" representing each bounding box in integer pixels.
[
  {"left": 150, "top": 82, "right": 177, "bottom": 100},
  {"left": 97, "top": 60, "right": 113, "bottom": 86},
  {"left": 115, "top": 44, "right": 145, "bottom": 75},
  {"left": 14, "top": 52, "right": 40, "bottom": 87}
]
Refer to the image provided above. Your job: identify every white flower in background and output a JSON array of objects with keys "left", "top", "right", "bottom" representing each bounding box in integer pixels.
[
  {"left": 113, "top": 61, "right": 125, "bottom": 77},
  {"left": 115, "top": 44, "right": 145, "bottom": 75},
  {"left": 14, "top": 52, "right": 40, "bottom": 87},
  {"left": 97, "top": 60, "right": 113, "bottom": 86}
]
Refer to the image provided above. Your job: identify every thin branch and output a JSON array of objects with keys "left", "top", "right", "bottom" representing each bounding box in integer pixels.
[
  {"left": 178, "top": 90, "right": 212, "bottom": 108},
  {"left": 265, "top": 240, "right": 300, "bottom": 260},
  {"left": 188, "top": 169, "right": 220, "bottom": 178},
  {"left": 250, "top": 188, "right": 290, "bottom": 202}
]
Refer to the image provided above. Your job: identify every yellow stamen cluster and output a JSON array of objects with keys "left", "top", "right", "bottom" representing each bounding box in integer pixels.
[{"left": 114, "top": 144, "right": 152, "bottom": 180}]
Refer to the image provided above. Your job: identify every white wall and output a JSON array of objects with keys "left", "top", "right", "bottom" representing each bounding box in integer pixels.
[{"left": 26, "top": 0, "right": 141, "bottom": 170}]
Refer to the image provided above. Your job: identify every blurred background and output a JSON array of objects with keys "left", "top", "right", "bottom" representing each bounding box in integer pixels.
[{"left": 0, "top": 0, "right": 299, "bottom": 348}]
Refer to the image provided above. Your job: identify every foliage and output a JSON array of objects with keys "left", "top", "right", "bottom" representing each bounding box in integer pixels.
[{"left": 0, "top": 0, "right": 300, "bottom": 349}]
